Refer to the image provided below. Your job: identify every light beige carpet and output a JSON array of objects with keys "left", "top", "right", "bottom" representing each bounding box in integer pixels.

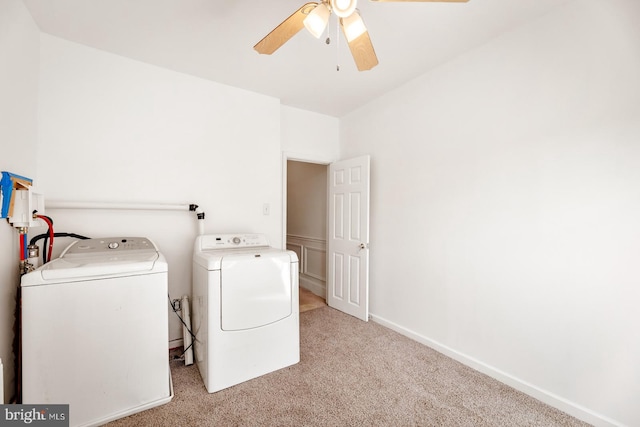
[{"left": 107, "top": 306, "right": 590, "bottom": 427}]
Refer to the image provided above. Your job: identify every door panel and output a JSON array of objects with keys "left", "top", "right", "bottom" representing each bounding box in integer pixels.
[{"left": 327, "top": 155, "right": 370, "bottom": 321}]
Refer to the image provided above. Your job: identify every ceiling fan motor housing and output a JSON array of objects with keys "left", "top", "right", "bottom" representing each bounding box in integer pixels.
[{"left": 331, "top": 0, "right": 357, "bottom": 18}]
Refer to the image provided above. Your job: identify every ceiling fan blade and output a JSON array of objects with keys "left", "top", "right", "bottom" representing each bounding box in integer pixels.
[
  {"left": 340, "top": 18, "right": 379, "bottom": 71},
  {"left": 254, "top": 2, "right": 317, "bottom": 55},
  {"left": 370, "top": 0, "right": 469, "bottom": 2}
]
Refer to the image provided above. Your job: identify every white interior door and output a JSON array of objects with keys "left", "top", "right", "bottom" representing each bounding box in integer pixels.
[{"left": 327, "top": 155, "right": 370, "bottom": 321}]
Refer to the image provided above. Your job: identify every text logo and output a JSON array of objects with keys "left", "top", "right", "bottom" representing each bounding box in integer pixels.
[{"left": 1, "top": 405, "right": 68, "bottom": 426}]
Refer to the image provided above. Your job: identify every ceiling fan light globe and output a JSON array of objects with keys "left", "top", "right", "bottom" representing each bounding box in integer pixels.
[
  {"left": 303, "top": 3, "right": 331, "bottom": 38},
  {"left": 342, "top": 11, "right": 367, "bottom": 42},
  {"left": 331, "top": 0, "right": 357, "bottom": 18}
]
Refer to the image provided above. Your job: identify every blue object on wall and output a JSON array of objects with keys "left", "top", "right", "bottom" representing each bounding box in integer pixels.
[{"left": 1, "top": 171, "right": 33, "bottom": 218}]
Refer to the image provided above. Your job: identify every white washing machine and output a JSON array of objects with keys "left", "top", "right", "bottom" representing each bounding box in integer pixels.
[
  {"left": 21, "top": 237, "right": 173, "bottom": 427},
  {"left": 192, "top": 233, "right": 299, "bottom": 393}
]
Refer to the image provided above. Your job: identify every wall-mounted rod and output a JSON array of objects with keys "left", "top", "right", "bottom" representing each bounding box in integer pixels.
[
  {"left": 47, "top": 200, "right": 207, "bottom": 235},
  {"left": 46, "top": 200, "right": 192, "bottom": 211}
]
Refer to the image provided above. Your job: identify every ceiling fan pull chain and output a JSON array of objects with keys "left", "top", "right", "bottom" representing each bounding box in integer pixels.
[
  {"left": 326, "top": 10, "right": 331, "bottom": 45},
  {"left": 336, "top": 17, "right": 341, "bottom": 71}
]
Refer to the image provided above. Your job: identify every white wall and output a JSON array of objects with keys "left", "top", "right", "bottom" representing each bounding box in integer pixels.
[
  {"left": 0, "top": 0, "right": 40, "bottom": 402},
  {"left": 36, "top": 34, "right": 283, "bottom": 346},
  {"left": 281, "top": 105, "right": 339, "bottom": 162},
  {"left": 340, "top": 1, "right": 640, "bottom": 426}
]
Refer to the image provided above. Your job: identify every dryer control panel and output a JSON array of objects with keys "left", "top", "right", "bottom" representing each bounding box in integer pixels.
[
  {"left": 198, "top": 234, "right": 269, "bottom": 250},
  {"left": 62, "top": 237, "right": 157, "bottom": 256}
]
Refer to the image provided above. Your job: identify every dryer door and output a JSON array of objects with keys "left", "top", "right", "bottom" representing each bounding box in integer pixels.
[{"left": 220, "top": 252, "right": 292, "bottom": 331}]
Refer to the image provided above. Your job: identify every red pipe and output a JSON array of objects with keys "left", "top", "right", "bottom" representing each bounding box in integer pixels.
[
  {"left": 36, "top": 215, "right": 54, "bottom": 262},
  {"left": 19, "top": 233, "right": 25, "bottom": 260}
]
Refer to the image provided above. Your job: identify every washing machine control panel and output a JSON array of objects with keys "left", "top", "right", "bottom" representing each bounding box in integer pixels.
[
  {"left": 199, "top": 234, "right": 270, "bottom": 250},
  {"left": 64, "top": 237, "right": 157, "bottom": 255}
]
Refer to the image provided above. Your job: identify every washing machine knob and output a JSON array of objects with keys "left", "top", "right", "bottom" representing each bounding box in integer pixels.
[
  {"left": 232, "top": 237, "right": 241, "bottom": 245},
  {"left": 107, "top": 242, "right": 119, "bottom": 249}
]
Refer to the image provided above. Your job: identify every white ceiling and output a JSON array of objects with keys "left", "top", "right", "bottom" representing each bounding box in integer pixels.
[{"left": 23, "top": 0, "right": 570, "bottom": 117}]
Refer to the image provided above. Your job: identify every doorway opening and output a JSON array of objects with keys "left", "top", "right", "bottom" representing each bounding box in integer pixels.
[{"left": 284, "top": 158, "right": 328, "bottom": 313}]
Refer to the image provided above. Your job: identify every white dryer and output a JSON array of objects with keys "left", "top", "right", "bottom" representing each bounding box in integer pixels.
[
  {"left": 21, "top": 237, "right": 173, "bottom": 427},
  {"left": 192, "top": 234, "right": 299, "bottom": 393}
]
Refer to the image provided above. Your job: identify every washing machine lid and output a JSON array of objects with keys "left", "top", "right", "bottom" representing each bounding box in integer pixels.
[
  {"left": 21, "top": 252, "right": 165, "bottom": 286},
  {"left": 220, "top": 251, "right": 293, "bottom": 331},
  {"left": 43, "top": 251, "right": 161, "bottom": 279},
  {"left": 22, "top": 237, "right": 167, "bottom": 286}
]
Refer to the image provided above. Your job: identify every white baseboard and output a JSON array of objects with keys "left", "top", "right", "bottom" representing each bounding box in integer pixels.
[
  {"left": 169, "top": 338, "right": 183, "bottom": 350},
  {"left": 369, "top": 313, "right": 623, "bottom": 427}
]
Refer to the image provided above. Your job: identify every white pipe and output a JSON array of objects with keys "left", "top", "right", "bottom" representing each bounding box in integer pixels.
[
  {"left": 46, "top": 200, "right": 191, "bottom": 211},
  {"left": 196, "top": 206, "right": 205, "bottom": 235},
  {"left": 181, "top": 295, "right": 194, "bottom": 366}
]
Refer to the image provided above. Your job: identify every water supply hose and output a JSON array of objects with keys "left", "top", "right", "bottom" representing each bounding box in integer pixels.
[{"left": 33, "top": 212, "right": 54, "bottom": 263}]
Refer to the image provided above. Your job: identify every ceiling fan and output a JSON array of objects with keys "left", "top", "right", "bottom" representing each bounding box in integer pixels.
[{"left": 254, "top": 0, "right": 469, "bottom": 71}]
